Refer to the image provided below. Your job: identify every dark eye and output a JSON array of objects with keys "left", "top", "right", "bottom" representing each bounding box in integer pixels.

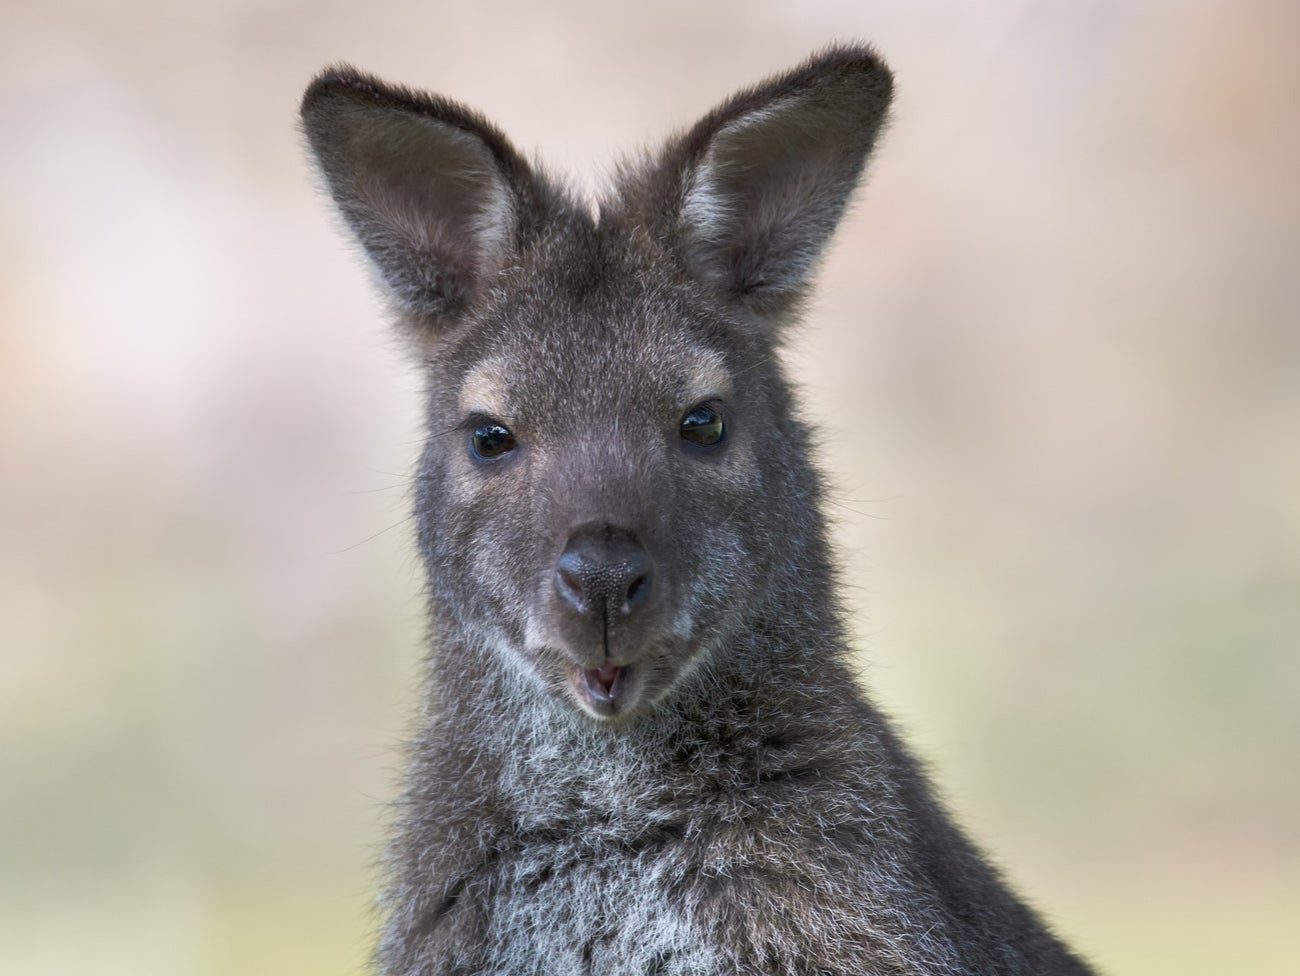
[
  {"left": 679, "top": 402, "right": 725, "bottom": 447},
  {"left": 470, "top": 421, "right": 516, "bottom": 461}
]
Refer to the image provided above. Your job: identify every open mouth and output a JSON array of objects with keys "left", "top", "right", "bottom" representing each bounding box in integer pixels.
[{"left": 575, "top": 663, "right": 628, "bottom": 714}]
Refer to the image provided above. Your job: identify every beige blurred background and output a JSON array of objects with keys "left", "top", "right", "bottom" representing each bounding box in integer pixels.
[{"left": 2, "top": 1, "right": 1297, "bottom": 973}]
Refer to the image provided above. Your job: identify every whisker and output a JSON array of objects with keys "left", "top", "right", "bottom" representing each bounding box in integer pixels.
[{"left": 325, "top": 515, "right": 415, "bottom": 555}]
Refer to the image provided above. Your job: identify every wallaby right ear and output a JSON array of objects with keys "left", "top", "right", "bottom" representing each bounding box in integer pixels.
[
  {"left": 661, "top": 46, "right": 894, "bottom": 324},
  {"left": 301, "top": 67, "right": 541, "bottom": 325}
]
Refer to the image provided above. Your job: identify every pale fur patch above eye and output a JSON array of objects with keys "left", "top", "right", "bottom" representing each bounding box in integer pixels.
[
  {"left": 459, "top": 357, "right": 514, "bottom": 418},
  {"left": 680, "top": 350, "right": 733, "bottom": 407}
]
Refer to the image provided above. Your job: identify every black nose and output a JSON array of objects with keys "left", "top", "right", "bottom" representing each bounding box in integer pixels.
[{"left": 554, "top": 527, "right": 654, "bottom": 619}]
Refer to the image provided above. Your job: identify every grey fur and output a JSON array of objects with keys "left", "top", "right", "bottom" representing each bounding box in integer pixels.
[{"left": 301, "top": 45, "right": 1096, "bottom": 976}]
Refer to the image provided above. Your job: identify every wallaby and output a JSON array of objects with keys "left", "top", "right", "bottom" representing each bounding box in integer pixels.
[{"left": 302, "top": 44, "right": 1095, "bottom": 976}]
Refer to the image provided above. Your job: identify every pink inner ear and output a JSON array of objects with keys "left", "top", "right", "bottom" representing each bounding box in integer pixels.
[
  {"left": 679, "top": 86, "right": 888, "bottom": 315},
  {"left": 303, "top": 79, "right": 519, "bottom": 319}
]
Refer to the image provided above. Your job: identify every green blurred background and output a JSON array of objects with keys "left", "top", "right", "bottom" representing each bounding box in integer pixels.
[{"left": 2, "top": 1, "right": 1297, "bottom": 973}]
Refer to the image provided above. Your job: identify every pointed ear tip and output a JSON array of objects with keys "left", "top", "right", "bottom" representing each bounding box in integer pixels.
[
  {"left": 815, "top": 40, "right": 891, "bottom": 69},
  {"left": 300, "top": 63, "right": 380, "bottom": 119},
  {"left": 815, "top": 43, "right": 895, "bottom": 95}
]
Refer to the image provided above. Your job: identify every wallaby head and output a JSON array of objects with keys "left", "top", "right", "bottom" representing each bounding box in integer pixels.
[
  {"left": 302, "top": 48, "right": 893, "bottom": 725},
  {"left": 301, "top": 45, "right": 1097, "bottom": 976}
]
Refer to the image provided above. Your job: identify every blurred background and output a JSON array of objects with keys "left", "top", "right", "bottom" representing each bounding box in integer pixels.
[{"left": 2, "top": 0, "right": 1297, "bottom": 973}]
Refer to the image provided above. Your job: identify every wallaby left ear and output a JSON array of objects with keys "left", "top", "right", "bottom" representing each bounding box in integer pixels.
[
  {"left": 670, "top": 45, "right": 893, "bottom": 320},
  {"left": 301, "top": 66, "right": 551, "bottom": 330}
]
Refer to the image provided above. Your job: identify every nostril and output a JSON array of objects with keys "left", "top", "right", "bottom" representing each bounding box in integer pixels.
[
  {"left": 623, "top": 570, "right": 652, "bottom": 613},
  {"left": 555, "top": 558, "right": 586, "bottom": 612}
]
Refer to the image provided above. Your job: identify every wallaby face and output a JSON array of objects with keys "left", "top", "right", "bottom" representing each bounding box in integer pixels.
[
  {"left": 423, "top": 268, "right": 780, "bottom": 723},
  {"left": 410, "top": 242, "right": 789, "bottom": 723},
  {"left": 303, "top": 45, "right": 1094, "bottom": 976},
  {"left": 303, "top": 52, "right": 889, "bottom": 725}
]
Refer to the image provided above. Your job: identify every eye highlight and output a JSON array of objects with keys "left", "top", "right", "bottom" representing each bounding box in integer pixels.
[
  {"left": 470, "top": 420, "right": 517, "bottom": 461},
  {"left": 679, "top": 401, "right": 725, "bottom": 447}
]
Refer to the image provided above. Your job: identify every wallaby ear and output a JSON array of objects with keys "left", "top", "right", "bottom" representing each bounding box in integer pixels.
[
  {"left": 670, "top": 46, "right": 893, "bottom": 321},
  {"left": 301, "top": 66, "right": 542, "bottom": 325}
]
